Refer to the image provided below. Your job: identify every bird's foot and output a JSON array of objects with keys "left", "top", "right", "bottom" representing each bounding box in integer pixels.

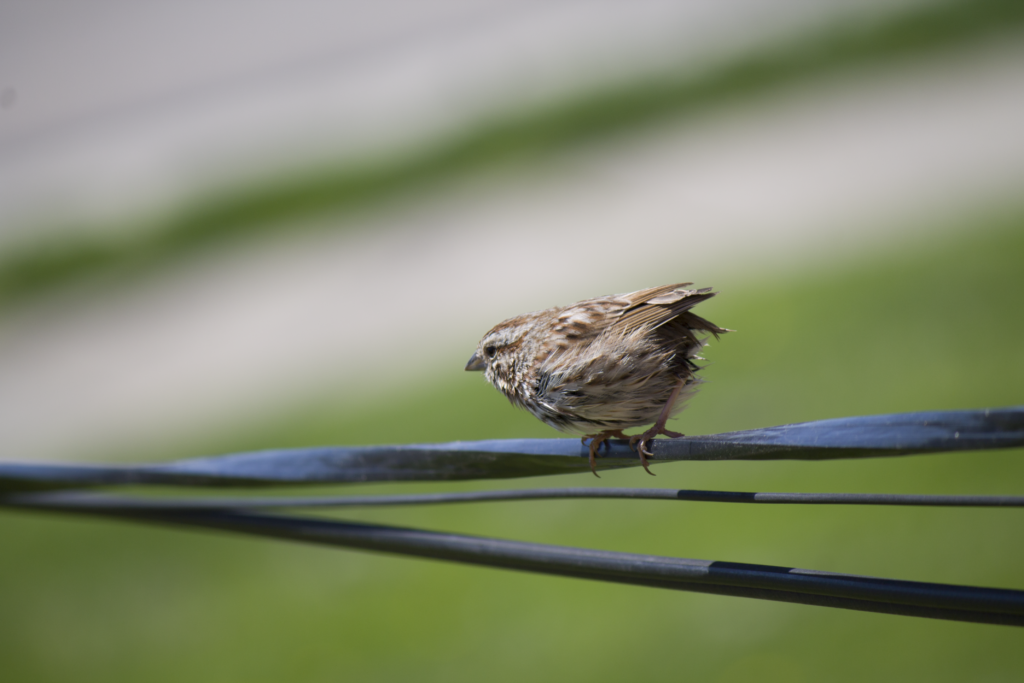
[
  {"left": 628, "top": 427, "right": 685, "bottom": 475},
  {"left": 581, "top": 429, "right": 630, "bottom": 477}
]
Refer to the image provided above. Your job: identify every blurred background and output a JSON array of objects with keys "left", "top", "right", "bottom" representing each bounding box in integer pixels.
[{"left": 1, "top": 0, "right": 1023, "bottom": 680}]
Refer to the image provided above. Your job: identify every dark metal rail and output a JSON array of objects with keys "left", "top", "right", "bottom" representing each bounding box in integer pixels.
[
  {"left": 31, "top": 505, "right": 1023, "bottom": 628},
  {"left": 1, "top": 406, "right": 1021, "bottom": 491}
]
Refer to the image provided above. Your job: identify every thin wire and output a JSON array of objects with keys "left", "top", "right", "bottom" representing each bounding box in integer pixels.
[
  {"left": 50, "top": 506, "right": 1024, "bottom": 627},
  {"left": 5, "top": 487, "right": 1023, "bottom": 511}
]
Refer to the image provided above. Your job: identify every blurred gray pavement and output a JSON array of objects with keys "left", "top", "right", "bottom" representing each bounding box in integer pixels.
[{"left": 1, "top": 0, "right": 921, "bottom": 237}]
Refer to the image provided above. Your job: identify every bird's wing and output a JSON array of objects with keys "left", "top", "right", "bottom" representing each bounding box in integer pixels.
[
  {"left": 614, "top": 284, "right": 726, "bottom": 338},
  {"left": 537, "top": 283, "right": 727, "bottom": 363}
]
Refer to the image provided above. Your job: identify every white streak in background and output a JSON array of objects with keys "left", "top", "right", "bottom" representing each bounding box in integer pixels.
[
  {"left": 0, "top": 0, "right": 927, "bottom": 239},
  {"left": 0, "top": 45, "right": 1022, "bottom": 462}
]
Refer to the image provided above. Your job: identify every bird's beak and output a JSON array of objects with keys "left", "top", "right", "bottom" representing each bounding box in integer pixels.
[{"left": 465, "top": 352, "right": 486, "bottom": 371}]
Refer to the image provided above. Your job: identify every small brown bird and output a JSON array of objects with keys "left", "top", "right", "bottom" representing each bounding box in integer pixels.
[{"left": 466, "top": 283, "right": 728, "bottom": 475}]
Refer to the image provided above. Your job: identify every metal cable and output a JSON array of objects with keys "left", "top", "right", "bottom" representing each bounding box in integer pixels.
[
  {"left": 5, "top": 487, "right": 1024, "bottom": 511},
  {"left": 1, "top": 406, "right": 1021, "bottom": 491},
  {"left": 43, "top": 505, "right": 1024, "bottom": 628}
]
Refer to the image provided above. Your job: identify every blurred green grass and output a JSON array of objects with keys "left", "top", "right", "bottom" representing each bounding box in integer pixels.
[
  {"left": 3, "top": 0, "right": 1023, "bottom": 311},
  {"left": 2, "top": 209, "right": 1022, "bottom": 682}
]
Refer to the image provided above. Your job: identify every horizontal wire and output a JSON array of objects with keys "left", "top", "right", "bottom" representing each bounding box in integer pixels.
[
  {"left": 3, "top": 409, "right": 1019, "bottom": 626},
  {"left": 5, "top": 487, "right": 1024, "bottom": 511},
  {"left": 36, "top": 505, "right": 1024, "bottom": 627},
  {"left": 1, "top": 406, "right": 1021, "bottom": 491}
]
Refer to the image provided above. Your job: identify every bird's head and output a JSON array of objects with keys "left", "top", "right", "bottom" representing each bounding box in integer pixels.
[{"left": 465, "top": 317, "right": 532, "bottom": 393}]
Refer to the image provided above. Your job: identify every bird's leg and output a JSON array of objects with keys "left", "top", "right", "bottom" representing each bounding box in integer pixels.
[
  {"left": 629, "top": 378, "right": 689, "bottom": 474},
  {"left": 581, "top": 429, "right": 629, "bottom": 477}
]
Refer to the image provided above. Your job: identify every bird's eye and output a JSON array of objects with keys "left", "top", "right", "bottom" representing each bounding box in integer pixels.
[{"left": 484, "top": 345, "right": 497, "bottom": 358}]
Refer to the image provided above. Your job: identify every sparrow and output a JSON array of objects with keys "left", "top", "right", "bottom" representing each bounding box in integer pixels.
[{"left": 466, "top": 283, "right": 728, "bottom": 475}]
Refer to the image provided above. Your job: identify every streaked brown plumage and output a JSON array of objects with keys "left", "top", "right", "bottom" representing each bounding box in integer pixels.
[{"left": 465, "top": 283, "right": 728, "bottom": 475}]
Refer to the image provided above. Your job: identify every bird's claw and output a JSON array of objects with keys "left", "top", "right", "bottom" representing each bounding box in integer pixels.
[
  {"left": 584, "top": 427, "right": 683, "bottom": 477},
  {"left": 628, "top": 427, "right": 685, "bottom": 476},
  {"left": 582, "top": 430, "right": 629, "bottom": 477}
]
